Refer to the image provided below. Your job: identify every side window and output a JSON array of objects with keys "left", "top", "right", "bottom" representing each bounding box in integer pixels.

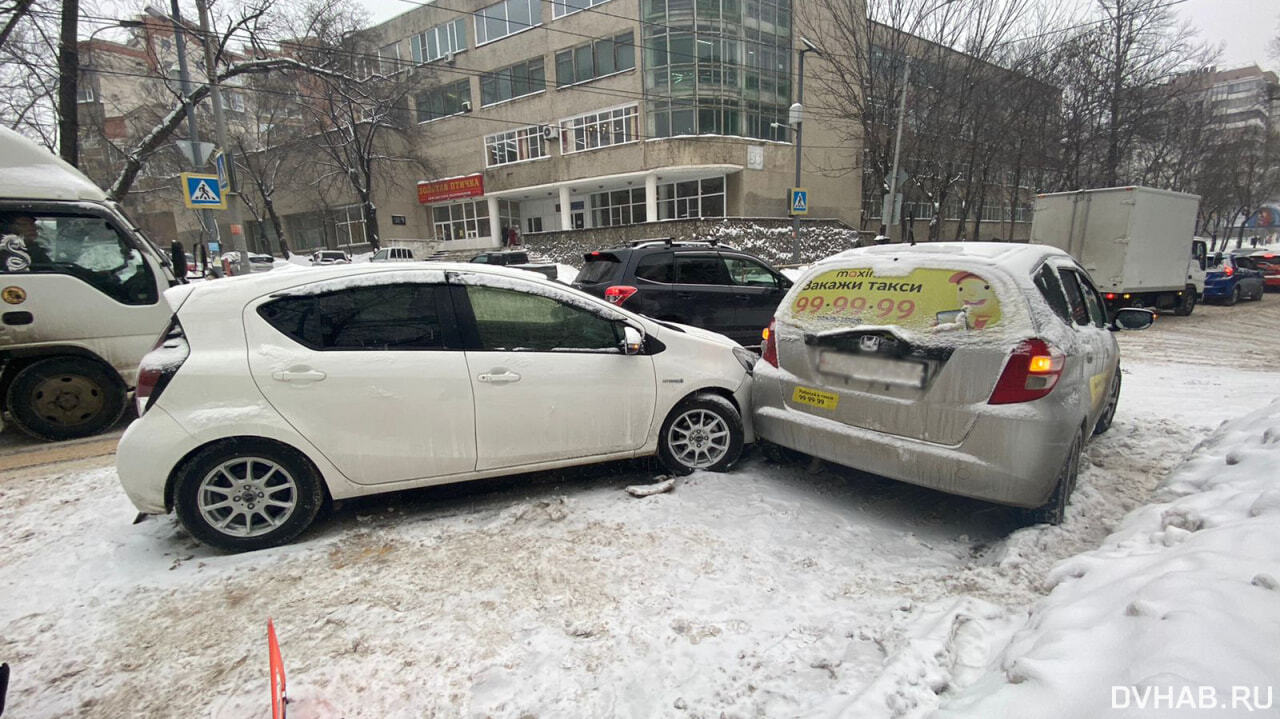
[
  {"left": 465, "top": 285, "right": 620, "bottom": 352},
  {"left": 723, "top": 256, "right": 780, "bottom": 288},
  {"left": 634, "top": 252, "right": 675, "bottom": 283},
  {"left": 0, "top": 213, "right": 157, "bottom": 305},
  {"left": 1071, "top": 270, "right": 1108, "bottom": 327},
  {"left": 1057, "top": 269, "right": 1092, "bottom": 327},
  {"left": 258, "top": 283, "right": 446, "bottom": 350},
  {"left": 676, "top": 254, "right": 731, "bottom": 285},
  {"left": 1033, "top": 265, "right": 1071, "bottom": 324}
]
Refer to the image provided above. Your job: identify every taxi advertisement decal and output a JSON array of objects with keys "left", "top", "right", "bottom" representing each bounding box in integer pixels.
[
  {"left": 790, "top": 267, "right": 1003, "bottom": 330},
  {"left": 792, "top": 386, "right": 839, "bottom": 410}
]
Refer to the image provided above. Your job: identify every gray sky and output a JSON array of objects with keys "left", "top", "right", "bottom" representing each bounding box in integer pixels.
[
  {"left": 357, "top": 0, "right": 1279, "bottom": 72},
  {"left": 1177, "top": 0, "right": 1277, "bottom": 70}
]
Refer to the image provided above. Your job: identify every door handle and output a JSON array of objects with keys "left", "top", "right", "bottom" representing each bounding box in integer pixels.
[
  {"left": 478, "top": 371, "right": 521, "bottom": 384},
  {"left": 271, "top": 368, "right": 327, "bottom": 383}
]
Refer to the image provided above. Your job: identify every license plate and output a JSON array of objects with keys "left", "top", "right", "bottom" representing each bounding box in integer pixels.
[
  {"left": 818, "top": 350, "right": 926, "bottom": 388},
  {"left": 792, "top": 386, "right": 839, "bottom": 410}
]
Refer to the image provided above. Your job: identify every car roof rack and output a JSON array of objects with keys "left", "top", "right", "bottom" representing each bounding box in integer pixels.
[{"left": 627, "top": 237, "right": 741, "bottom": 251}]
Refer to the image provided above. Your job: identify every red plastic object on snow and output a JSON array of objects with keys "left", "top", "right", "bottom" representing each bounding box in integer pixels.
[{"left": 268, "top": 619, "right": 287, "bottom": 719}]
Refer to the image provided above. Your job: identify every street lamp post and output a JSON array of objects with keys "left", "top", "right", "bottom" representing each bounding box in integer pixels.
[{"left": 790, "top": 37, "right": 822, "bottom": 264}]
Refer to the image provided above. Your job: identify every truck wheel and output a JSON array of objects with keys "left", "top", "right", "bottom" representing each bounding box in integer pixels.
[
  {"left": 1173, "top": 289, "right": 1196, "bottom": 316},
  {"left": 5, "top": 357, "right": 127, "bottom": 441},
  {"left": 1226, "top": 285, "right": 1240, "bottom": 306}
]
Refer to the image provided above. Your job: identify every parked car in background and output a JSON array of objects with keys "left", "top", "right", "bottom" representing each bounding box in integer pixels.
[
  {"left": 752, "top": 242, "right": 1154, "bottom": 525},
  {"left": 371, "top": 246, "right": 414, "bottom": 262},
  {"left": 219, "top": 251, "right": 274, "bottom": 275},
  {"left": 310, "top": 250, "right": 350, "bottom": 265},
  {"left": 116, "top": 263, "right": 756, "bottom": 551},
  {"left": 248, "top": 253, "right": 274, "bottom": 273},
  {"left": 572, "top": 239, "right": 792, "bottom": 346},
  {"left": 469, "top": 250, "right": 558, "bottom": 280},
  {"left": 1203, "top": 252, "right": 1264, "bottom": 305},
  {"left": 1240, "top": 250, "right": 1280, "bottom": 292}
]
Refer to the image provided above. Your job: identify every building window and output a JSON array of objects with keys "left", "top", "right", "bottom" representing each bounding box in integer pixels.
[
  {"left": 527, "top": 216, "right": 543, "bottom": 233},
  {"left": 561, "top": 104, "right": 639, "bottom": 153},
  {"left": 75, "top": 86, "right": 95, "bottom": 103},
  {"left": 432, "top": 199, "right": 520, "bottom": 241},
  {"left": 334, "top": 205, "right": 367, "bottom": 246},
  {"left": 552, "top": 0, "right": 613, "bottom": 19},
  {"left": 219, "top": 91, "right": 246, "bottom": 113},
  {"left": 480, "top": 57, "right": 545, "bottom": 106},
  {"left": 555, "top": 32, "right": 634, "bottom": 86},
  {"left": 642, "top": 0, "right": 793, "bottom": 142},
  {"left": 484, "top": 126, "right": 548, "bottom": 167},
  {"left": 658, "top": 177, "right": 725, "bottom": 220},
  {"left": 590, "top": 187, "right": 647, "bottom": 227},
  {"left": 411, "top": 19, "right": 467, "bottom": 64},
  {"left": 378, "top": 42, "right": 401, "bottom": 74},
  {"left": 415, "top": 79, "right": 471, "bottom": 122},
  {"left": 475, "top": 0, "right": 541, "bottom": 46}
]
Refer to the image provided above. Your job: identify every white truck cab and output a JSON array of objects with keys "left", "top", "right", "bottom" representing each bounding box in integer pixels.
[{"left": 0, "top": 127, "right": 175, "bottom": 440}]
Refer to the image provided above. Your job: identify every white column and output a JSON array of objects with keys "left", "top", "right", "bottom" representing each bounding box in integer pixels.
[
  {"left": 559, "top": 186, "right": 573, "bottom": 231},
  {"left": 487, "top": 195, "right": 501, "bottom": 247},
  {"left": 645, "top": 173, "right": 658, "bottom": 224}
]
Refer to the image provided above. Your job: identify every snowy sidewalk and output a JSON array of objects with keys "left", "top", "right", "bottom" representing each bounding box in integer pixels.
[{"left": 925, "top": 399, "right": 1280, "bottom": 718}]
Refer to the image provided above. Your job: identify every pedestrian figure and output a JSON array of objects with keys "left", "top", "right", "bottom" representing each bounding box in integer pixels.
[
  {"left": 170, "top": 239, "right": 188, "bottom": 284},
  {"left": 198, "top": 242, "right": 208, "bottom": 276}
]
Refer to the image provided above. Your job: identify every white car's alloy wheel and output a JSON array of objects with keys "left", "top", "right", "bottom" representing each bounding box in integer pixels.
[
  {"left": 197, "top": 457, "right": 298, "bottom": 538},
  {"left": 667, "top": 409, "right": 732, "bottom": 469}
]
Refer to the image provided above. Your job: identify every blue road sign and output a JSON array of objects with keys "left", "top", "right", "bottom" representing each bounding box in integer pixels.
[
  {"left": 181, "top": 172, "right": 226, "bottom": 210},
  {"left": 789, "top": 187, "right": 809, "bottom": 216},
  {"left": 215, "top": 152, "right": 229, "bottom": 192}
]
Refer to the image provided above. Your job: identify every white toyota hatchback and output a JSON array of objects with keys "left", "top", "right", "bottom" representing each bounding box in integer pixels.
[{"left": 117, "top": 264, "right": 755, "bottom": 551}]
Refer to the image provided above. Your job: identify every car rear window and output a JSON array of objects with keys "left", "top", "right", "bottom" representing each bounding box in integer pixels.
[
  {"left": 635, "top": 252, "right": 674, "bottom": 283},
  {"left": 577, "top": 254, "right": 620, "bottom": 284},
  {"left": 783, "top": 264, "right": 1024, "bottom": 336}
]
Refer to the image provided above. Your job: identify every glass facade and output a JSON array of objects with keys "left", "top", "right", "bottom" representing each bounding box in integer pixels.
[
  {"left": 642, "top": 0, "right": 792, "bottom": 141},
  {"left": 433, "top": 199, "right": 520, "bottom": 241}
]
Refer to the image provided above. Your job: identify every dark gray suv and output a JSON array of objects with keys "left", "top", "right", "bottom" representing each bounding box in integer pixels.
[{"left": 572, "top": 239, "right": 791, "bottom": 346}]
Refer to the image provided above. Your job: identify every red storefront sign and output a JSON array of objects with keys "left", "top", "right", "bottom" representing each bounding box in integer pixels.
[{"left": 417, "top": 174, "right": 484, "bottom": 204}]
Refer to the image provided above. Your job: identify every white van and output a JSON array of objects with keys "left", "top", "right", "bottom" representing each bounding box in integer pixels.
[{"left": 0, "top": 127, "right": 176, "bottom": 440}]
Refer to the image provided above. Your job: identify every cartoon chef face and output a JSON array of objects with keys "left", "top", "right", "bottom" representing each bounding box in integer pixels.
[{"left": 949, "top": 271, "right": 1001, "bottom": 327}]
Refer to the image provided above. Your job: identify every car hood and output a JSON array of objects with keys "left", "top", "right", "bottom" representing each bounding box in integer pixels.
[{"left": 658, "top": 320, "right": 742, "bottom": 349}]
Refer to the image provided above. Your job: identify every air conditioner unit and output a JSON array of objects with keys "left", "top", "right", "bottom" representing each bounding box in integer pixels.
[
  {"left": 461, "top": 100, "right": 472, "bottom": 113},
  {"left": 444, "top": 50, "right": 455, "bottom": 65},
  {"left": 541, "top": 124, "right": 558, "bottom": 141}
]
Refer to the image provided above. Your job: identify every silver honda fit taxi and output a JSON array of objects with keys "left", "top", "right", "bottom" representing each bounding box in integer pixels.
[{"left": 752, "top": 243, "right": 1153, "bottom": 523}]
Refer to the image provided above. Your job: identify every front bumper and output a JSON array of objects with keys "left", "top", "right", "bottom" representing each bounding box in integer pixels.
[{"left": 751, "top": 368, "right": 1072, "bottom": 508}]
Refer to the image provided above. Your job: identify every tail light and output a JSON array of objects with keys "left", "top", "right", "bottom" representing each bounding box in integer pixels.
[
  {"left": 135, "top": 316, "right": 189, "bottom": 415},
  {"left": 988, "top": 338, "right": 1065, "bottom": 405},
  {"left": 1224, "top": 265, "right": 1234, "bottom": 277},
  {"left": 761, "top": 319, "right": 778, "bottom": 367},
  {"left": 1104, "top": 292, "right": 1116, "bottom": 300},
  {"left": 604, "top": 285, "right": 638, "bottom": 305}
]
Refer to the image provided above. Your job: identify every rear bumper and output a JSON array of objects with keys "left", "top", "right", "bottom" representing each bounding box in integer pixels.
[
  {"left": 750, "top": 368, "right": 1072, "bottom": 508},
  {"left": 116, "top": 405, "right": 194, "bottom": 514}
]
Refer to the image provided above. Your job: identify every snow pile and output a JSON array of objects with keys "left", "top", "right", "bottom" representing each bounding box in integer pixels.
[{"left": 936, "top": 398, "right": 1280, "bottom": 718}]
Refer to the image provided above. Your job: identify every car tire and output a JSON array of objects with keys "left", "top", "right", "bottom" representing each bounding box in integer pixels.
[
  {"left": 1226, "top": 284, "right": 1240, "bottom": 306},
  {"left": 1173, "top": 289, "right": 1196, "bottom": 316},
  {"left": 1093, "top": 371, "right": 1121, "bottom": 436},
  {"left": 173, "top": 439, "right": 325, "bottom": 552},
  {"left": 657, "top": 394, "right": 744, "bottom": 475},
  {"left": 5, "top": 357, "right": 127, "bottom": 441},
  {"left": 1024, "top": 429, "right": 1083, "bottom": 526}
]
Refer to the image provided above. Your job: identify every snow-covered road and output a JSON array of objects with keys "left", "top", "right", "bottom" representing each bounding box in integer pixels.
[{"left": 1, "top": 297, "right": 1277, "bottom": 718}]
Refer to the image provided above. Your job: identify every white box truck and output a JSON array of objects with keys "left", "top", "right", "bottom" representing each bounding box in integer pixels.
[
  {"left": 1030, "top": 187, "right": 1207, "bottom": 316},
  {"left": 1, "top": 127, "right": 177, "bottom": 440}
]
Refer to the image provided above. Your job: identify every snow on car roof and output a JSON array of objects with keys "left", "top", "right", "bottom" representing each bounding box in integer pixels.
[{"left": 828, "top": 242, "right": 1070, "bottom": 277}]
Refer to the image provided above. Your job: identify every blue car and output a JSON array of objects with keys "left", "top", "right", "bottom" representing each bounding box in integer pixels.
[{"left": 1203, "top": 252, "right": 1265, "bottom": 305}]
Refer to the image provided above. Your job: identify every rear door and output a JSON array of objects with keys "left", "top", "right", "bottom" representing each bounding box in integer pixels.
[
  {"left": 721, "top": 253, "right": 791, "bottom": 343},
  {"left": 670, "top": 252, "right": 737, "bottom": 333},
  {"left": 773, "top": 263, "right": 1027, "bottom": 444},
  {"left": 245, "top": 271, "right": 476, "bottom": 485},
  {"left": 452, "top": 274, "right": 657, "bottom": 471},
  {"left": 1054, "top": 263, "right": 1116, "bottom": 421}
]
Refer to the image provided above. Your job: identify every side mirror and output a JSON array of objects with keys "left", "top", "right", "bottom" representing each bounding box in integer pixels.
[
  {"left": 621, "top": 325, "right": 645, "bottom": 355},
  {"left": 1110, "top": 307, "right": 1155, "bottom": 332}
]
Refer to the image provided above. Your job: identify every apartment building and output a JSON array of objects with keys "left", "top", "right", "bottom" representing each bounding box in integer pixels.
[
  {"left": 1199, "top": 65, "right": 1279, "bottom": 134},
  {"left": 338, "top": 0, "right": 860, "bottom": 253}
]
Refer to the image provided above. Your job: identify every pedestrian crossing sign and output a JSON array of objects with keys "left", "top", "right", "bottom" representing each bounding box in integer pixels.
[
  {"left": 181, "top": 172, "right": 226, "bottom": 210},
  {"left": 789, "top": 187, "right": 809, "bottom": 216}
]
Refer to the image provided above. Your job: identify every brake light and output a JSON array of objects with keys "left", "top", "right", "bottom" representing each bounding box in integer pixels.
[
  {"left": 1224, "top": 265, "right": 1234, "bottom": 277},
  {"left": 988, "top": 338, "right": 1065, "bottom": 405},
  {"left": 604, "top": 285, "right": 638, "bottom": 305},
  {"left": 1104, "top": 293, "right": 1116, "bottom": 300},
  {"left": 761, "top": 319, "right": 778, "bottom": 367},
  {"left": 135, "top": 316, "right": 189, "bottom": 415}
]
